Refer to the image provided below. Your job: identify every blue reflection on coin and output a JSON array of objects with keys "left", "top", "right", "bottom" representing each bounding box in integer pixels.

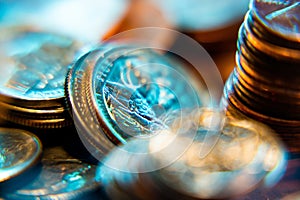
[
  {"left": 92, "top": 47, "right": 207, "bottom": 143},
  {"left": 0, "top": 128, "right": 41, "bottom": 182},
  {"left": 0, "top": 29, "right": 80, "bottom": 100}
]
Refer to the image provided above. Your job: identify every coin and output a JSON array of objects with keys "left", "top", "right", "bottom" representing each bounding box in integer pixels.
[
  {"left": 2, "top": 146, "right": 101, "bottom": 199},
  {"left": 66, "top": 43, "right": 208, "bottom": 160},
  {"left": 148, "top": 108, "right": 287, "bottom": 199},
  {"left": 251, "top": 0, "right": 300, "bottom": 43},
  {"left": 0, "top": 28, "right": 80, "bottom": 102},
  {"left": 0, "top": 27, "right": 82, "bottom": 128},
  {"left": 222, "top": 0, "right": 300, "bottom": 153},
  {"left": 0, "top": 128, "right": 42, "bottom": 182},
  {"left": 96, "top": 108, "right": 287, "bottom": 199}
]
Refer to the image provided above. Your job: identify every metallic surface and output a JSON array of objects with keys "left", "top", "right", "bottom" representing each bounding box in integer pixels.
[
  {"left": 222, "top": 0, "right": 300, "bottom": 153},
  {"left": 251, "top": 0, "right": 300, "bottom": 42},
  {"left": 149, "top": 108, "right": 287, "bottom": 199},
  {"left": 0, "top": 128, "right": 42, "bottom": 182},
  {"left": 0, "top": 28, "right": 82, "bottom": 128},
  {"left": 67, "top": 44, "right": 208, "bottom": 159},
  {"left": 97, "top": 108, "right": 287, "bottom": 199},
  {"left": 0, "top": 28, "right": 80, "bottom": 102},
  {"left": 2, "top": 146, "right": 101, "bottom": 199}
]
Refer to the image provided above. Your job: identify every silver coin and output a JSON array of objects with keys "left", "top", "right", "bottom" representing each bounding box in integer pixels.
[
  {"left": 148, "top": 108, "right": 287, "bottom": 199},
  {"left": 0, "top": 128, "right": 42, "bottom": 182},
  {"left": 96, "top": 108, "right": 287, "bottom": 199},
  {"left": 252, "top": 0, "right": 300, "bottom": 42},
  {"left": 3, "top": 146, "right": 101, "bottom": 200},
  {"left": 67, "top": 44, "right": 208, "bottom": 159},
  {"left": 0, "top": 27, "right": 81, "bottom": 102}
]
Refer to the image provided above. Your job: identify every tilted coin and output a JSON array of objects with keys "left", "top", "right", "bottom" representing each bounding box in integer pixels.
[
  {"left": 0, "top": 27, "right": 82, "bottom": 128},
  {"left": 66, "top": 43, "right": 209, "bottom": 159},
  {"left": 0, "top": 27, "right": 81, "bottom": 103},
  {"left": 251, "top": 0, "right": 300, "bottom": 43},
  {"left": 2, "top": 146, "right": 101, "bottom": 200},
  {"left": 148, "top": 108, "right": 287, "bottom": 199},
  {"left": 96, "top": 108, "right": 287, "bottom": 199},
  {"left": 0, "top": 128, "right": 42, "bottom": 182}
]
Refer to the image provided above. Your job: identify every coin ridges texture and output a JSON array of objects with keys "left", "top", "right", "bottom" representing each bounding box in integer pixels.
[
  {"left": 96, "top": 108, "right": 287, "bottom": 199},
  {"left": 222, "top": 0, "right": 300, "bottom": 153},
  {"left": 0, "top": 27, "right": 81, "bottom": 128}
]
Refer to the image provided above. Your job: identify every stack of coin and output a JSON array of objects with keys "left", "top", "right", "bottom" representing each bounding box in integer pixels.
[
  {"left": 0, "top": 27, "right": 82, "bottom": 129},
  {"left": 96, "top": 108, "right": 287, "bottom": 199},
  {"left": 222, "top": 0, "right": 300, "bottom": 153},
  {"left": 66, "top": 43, "right": 210, "bottom": 160}
]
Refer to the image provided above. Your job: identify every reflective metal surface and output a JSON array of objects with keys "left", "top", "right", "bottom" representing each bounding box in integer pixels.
[
  {"left": 252, "top": 0, "right": 300, "bottom": 42},
  {"left": 2, "top": 146, "right": 101, "bottom": 200},
  {"left": 67, "top": 43, "right": 209, "bottom": 159},
  {"left": 0, "top": 28, "right": 80, "bottom": 101},
  {"left": 0, "top": 28, "right": 82, "bottom": 128},
  {"left": 222, "top": 0, "right": 300, "bottom": 153},
  {"left": 0, "top": 128, "right": 42, "bottom": 182},
  {"left": 149, "top": 108, "right": 287, "bottom": 199},
  {"left": 96, "top": 108, "right": 287, "bottom": 199}
]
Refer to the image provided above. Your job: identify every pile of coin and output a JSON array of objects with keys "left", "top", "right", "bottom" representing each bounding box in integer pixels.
[
  {"left": 96, "top": 108, "right": 287, "bottom": 200},
  {"left": 0, "top": 38, "right": 210, "bottom": 199},
  {"left": 0, "top": 143, "right": 103, "bottom": 199},
  {"left": 0, "top": 1, "right": 298, "bottom": 197},
  {"left": 222, "top": 0, "right": 300, "bottom": 153},
  {"left": 0, "top": 27, "right": 82, "bottom": 129}
]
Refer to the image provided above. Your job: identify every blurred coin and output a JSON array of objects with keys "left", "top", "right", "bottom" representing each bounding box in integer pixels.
[
  {"left": 0, "top": 27, "right": 82, "bottom": 128},
  {"left": 149, "top": 108, "right": 287, "bottom": 199},
  {"left": 152, "top": 0, "right": 249, "bottom": 32},
  {"left": 3, "top": 146, "right": 101, "bottom": 200},
  {"left": 96, "top": 108, "right": 287, "bottom": 199},
  {"left": 0, "top": 0, "right": 130, "bottom": 43},
  {"left": 0, "top": 28, "right": 80, "bottom": 103},
  {"left": 234, "top": 159, "right": 300, "bottom": 199},
  {"left": 0, "top": 128, "right": 42, "bottom": 182},
  {"left": 66, "top": 43, "right": 208, "bottom": 159}
]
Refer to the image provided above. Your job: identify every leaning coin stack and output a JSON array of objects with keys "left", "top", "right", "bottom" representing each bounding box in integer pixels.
[
  {"left": 0, "top": 27, "right": 82, "bottom": 129},
  {"left": 222, "top": 0, "right": 300, "bottom": 153}
]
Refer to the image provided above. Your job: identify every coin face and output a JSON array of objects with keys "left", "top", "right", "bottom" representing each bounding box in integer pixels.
[
  {"left": 3, "top": 146, "right": 101, "bottom": 199},
  {"left": 96, "top": 108, "right": 287, "bottom": 199},
  {"left": 92, "top": 48, "right": 206, "bottom": 142},
  {"left": 67, "top": 44, "right": 208, "bottom": 158},
  {"left": 0, "top": 29, "right": 80, "bottom": 101},
  {"left": 252, "top": 0, "right": 300, "bottom": 42},
  {"left": 0, "top": 128, "right": 42, "bottom": 182}
]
